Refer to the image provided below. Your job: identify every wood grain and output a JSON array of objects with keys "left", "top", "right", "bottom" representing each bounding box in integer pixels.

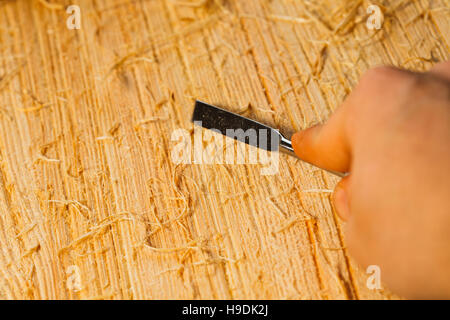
[{"left": 0, "top": 0, "right": 448, "bottom": 299}]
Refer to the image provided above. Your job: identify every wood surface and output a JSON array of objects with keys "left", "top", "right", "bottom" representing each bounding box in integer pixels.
[{"left": 0, "top": 0, "right": 448, "bottom": 299}]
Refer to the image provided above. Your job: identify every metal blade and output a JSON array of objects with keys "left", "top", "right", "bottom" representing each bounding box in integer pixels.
[
  {"left": 192, "top": 100, "right": 280, "bottom": 151},
  {"left": 191, "top": 100, "right": 347, "bottom": 178}
]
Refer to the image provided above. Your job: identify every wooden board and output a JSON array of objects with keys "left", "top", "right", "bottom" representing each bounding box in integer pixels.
[{"left": 0, "top": 0, "right": 448, "bottom": 299}]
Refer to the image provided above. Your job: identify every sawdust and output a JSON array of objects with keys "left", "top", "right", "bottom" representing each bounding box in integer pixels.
[
  {"left": 302, "top": 189, "right": 333, "bottom": 193},
  {"left": 21, "top": 243, "right": 41, "bottom": 259},
  {"left": 268, "top": 14, "right": 311, "bottom": 24},
  {"left": 266, "top": 198, "right": 288, "bottom": 219},
  {"left": 47, "top": 199, "right": 91, "bottom": 215},
  {"left": 272, "top": 216, "right": 310, "bottom": 234},
  {"left": 15, "top": 222, "right": 38, "bottom": 239},
  {"left": 59, "top": 213, "right": 134, "bottom": 254},
  {"left": 135, "top": 115, "right": 169, "bottom": 127},
  {"left": 35, "top": 154, "right": 61, "bottom": 163},
  {"left": 37, "top": 0, "right": 64, "bottom": 10},
  {"left": 0, "top": 0, "right": 446, "bottom": 300},
  {"left": 0, "top": 63, "right": 24, "bottom": 92},
  {"left": 332, "top": 0, "right": 363, "bottom": 35},
  {"left": 169, "top": 0, "right": 209, "bottom": 8}
]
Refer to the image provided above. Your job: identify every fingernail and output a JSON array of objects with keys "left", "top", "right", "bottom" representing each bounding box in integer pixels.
[{"left": 333, "top": 185, "right": 350, "bottom": 221}]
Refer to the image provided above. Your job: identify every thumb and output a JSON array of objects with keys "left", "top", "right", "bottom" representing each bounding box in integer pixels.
[{"left": 291, "top": 105, "right": 352, "bottom": 173}]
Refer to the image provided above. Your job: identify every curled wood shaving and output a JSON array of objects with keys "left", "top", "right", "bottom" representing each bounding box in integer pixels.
[
  {"left": 37, "top": 0, "right": 64, "bottom": 10},
  {"left": 59, "top": 214, "right": 133, "bottom": 254},
  {"left": 268, "top": 14, "right": 311, "bottom": 24},
  {"left": 272, "top": 216, "right": 310, "bottom": 234},
  {"left": 169, "top": 0, "right": 208, "bottom": 8},
  {"left": 302, "top": 189, "right": 333, "bottom": 193},
  {"left": 21, "top": 243, "right": 41, "bottom": 258},
  {"left": 36, "top": 154, "right": 60, "bottom": 163}
]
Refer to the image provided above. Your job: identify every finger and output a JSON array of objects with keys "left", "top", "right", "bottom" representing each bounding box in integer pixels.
[
  {"left": 333, "top": 175, "right": 351, "bottom": 221},
  {"left": 292, "top": 66, "right": 411, "bottom": 173},
  {"left": 429, "top": 61, "right": 450, "bottom": 81},
  {"left": 292, "top": 105, "right": 351, "bottom": 173}
]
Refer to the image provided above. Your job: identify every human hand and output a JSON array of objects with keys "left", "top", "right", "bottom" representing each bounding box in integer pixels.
[{"left": 292, "top": 62, "right": 450, "bottom": 299}]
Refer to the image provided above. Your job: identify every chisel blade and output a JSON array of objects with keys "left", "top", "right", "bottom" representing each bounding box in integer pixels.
[
  {"left": 191, "top": 100, "right": 347, "bottom": 178},
  {"left": 192, "top": 100, "right": 281, "bottom": 152}
]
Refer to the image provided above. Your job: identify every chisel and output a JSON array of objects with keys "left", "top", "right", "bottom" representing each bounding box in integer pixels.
[{"left": 192, "top": 100, "right": 346, "bottom": 178}]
